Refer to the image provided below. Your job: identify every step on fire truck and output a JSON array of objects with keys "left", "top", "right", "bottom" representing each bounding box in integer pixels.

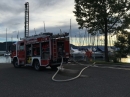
[{"left": 11, "top": 32, "right": 70, "bottom": 70}]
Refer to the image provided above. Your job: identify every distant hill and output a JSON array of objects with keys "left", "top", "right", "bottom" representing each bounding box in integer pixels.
[{"left": 0, "top": 42, "right": 15, "bottom": 51}]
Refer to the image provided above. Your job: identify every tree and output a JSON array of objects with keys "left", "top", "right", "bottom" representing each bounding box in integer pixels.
[
  {"left": 114, "top": 30, "right": 130, "bottom": 59},
  {"left": 73, "top": 0, "right": 130, "bottom": 62}
]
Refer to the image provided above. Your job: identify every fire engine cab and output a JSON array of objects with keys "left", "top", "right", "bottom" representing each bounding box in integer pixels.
[{"left": 11, "top": 32, "right": 70, "bottom": 70}]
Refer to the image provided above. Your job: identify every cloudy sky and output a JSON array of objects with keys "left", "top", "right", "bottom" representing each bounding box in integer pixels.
[
  {"left": 0, "top": 0, "right": 83, "bottom": 42},
  {"left": 0, "top": 0, "right": 116, "bottom": 46}
]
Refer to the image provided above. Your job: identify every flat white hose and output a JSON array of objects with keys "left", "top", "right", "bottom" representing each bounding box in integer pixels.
[{"left": 52, "top": 57, "right": 89, "bottom": 82}]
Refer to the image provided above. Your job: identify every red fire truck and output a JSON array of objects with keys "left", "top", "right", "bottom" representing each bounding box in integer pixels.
[{"left": 11, "top": 32, "right": 70, "bottom": 70}]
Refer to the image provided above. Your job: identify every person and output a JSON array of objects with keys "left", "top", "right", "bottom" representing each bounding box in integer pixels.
[{"left": 85, "top": 49, "right": 92, "bottom": 63}]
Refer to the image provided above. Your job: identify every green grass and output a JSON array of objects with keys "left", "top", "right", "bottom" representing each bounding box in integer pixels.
[
  {"left": 90, "top": 60, "right": 130, "bottom": 65},
  {"left": 77, "top": 60, "right": 130, "bottom": 65}
]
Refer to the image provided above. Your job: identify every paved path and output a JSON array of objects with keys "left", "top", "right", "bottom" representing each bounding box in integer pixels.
[{"left": 0, "top": 63, "right": 130, "bottom": 97}]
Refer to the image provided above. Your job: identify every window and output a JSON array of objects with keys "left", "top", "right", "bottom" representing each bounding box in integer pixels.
[
  {"left": 19, "top": 42, "right": 24, "bottom": 50},
  {"left": 20, "top": 46, "right": 24, "bottom": 50}
]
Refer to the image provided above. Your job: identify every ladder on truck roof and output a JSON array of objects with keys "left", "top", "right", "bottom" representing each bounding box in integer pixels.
[
  {"left": 20, "top": 32, "right": 69, "bottom": 40},
  {"left": 25, "top": 2, "right": 29, "bottom": 37}
]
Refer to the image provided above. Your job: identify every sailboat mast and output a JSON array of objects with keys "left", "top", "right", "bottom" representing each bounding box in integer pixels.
[
  {"left": 70, "top": 19, "right": 71, "bottom": 44},
  {"left": 97, "top": 31, "right": 99, "bottom": 48},
  {"left": 43, "top": 21, "right": 46, "bottom": 33},
  {"left": 69, "top": 19, "right": 71, "bottom": 50},
  {"left": 6, "top": 28, "right": 7, "bottom": 52}
]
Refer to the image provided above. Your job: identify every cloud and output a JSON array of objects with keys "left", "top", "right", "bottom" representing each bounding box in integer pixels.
[{"left": 0, "top": 0, "right": 81, "bottom": 42}]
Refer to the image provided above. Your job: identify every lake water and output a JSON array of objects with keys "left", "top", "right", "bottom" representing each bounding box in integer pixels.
[
  {"left": 0, "top": 56, "right": 11, "bottom": 63},
  {"left": 121, "top": 58, "right": 130, "bottom": 63}
]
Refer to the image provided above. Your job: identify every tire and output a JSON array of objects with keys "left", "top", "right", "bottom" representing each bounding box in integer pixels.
[
  {"left": 34, "top": 60, "right": 41, "bottom": 71},
  {"left": 13, "top": 60, "right": 20, "bottom": 68}
]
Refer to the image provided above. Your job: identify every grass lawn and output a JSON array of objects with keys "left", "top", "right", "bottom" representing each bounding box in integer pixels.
[{"left": 76, "top": 59, "right": 130, "bottom": 65}]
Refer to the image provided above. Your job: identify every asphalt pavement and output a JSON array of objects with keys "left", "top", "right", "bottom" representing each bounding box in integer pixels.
[{"left": 1, "top": 63, "right": 130, "bottom": 97}]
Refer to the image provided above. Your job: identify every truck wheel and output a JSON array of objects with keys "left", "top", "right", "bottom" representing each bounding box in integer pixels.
[
  {"left": 34, "top": 60, "right": 41, "bottom": 71},
  {"left": 13, "top": 60, "right": 20, "bottom": 68}
]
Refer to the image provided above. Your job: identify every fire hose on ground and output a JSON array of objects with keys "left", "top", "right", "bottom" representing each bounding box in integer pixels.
[{"left": 52, "top": 57, "right": 90, "bottom": 82}]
